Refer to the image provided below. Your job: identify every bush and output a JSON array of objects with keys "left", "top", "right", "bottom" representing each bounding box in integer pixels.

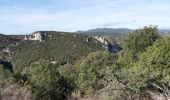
[
  {"left": 136, "top": 36, "right": 170, "bottom": 89},
  {"left": 75, "top": 51, "right": 117, "bottom": 94},
  {"left": 122, "top": 25, "right": 160, "bottom": 61},
  {"left": 25, "top": 62, "right": 74, "bottom": 99}
]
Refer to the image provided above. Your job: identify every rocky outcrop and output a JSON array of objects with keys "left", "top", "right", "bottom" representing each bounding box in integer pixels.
[
  {"left": 24, "top": 32, "right": 44, "bottom": 41},
  {"left": 94, "top": 36, "right": 122, "bottom": 53},
  {"left": 94, "top": 36, "right": 108, "bottom": 45}
]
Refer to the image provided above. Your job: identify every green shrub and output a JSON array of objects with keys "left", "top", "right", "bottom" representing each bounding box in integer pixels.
[
  {"left": 75, "top": 51, "right": 117, "bottom": 94},
  {"left": 23, "top": 62, "right": 74, "bottom": 99}
]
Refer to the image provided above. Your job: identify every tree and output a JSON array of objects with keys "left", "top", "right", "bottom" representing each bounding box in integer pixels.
[
  {"left": 112, "top": 26, "right": 163, "bottom": 99},
  {"left": 75, "top": 51, "right": 117, "bottom": 94},
  {"left": 123, "top": 25, "right": 160, "bottom": 52},
  {"left": 26, "top": 62, "right": 74, "bottom": 99},
  {"left": 0, "top": 64, "right": 14, "bottom": 86},
  {"left": 118, "top": 25, "right": 161, "bottom": 68},
  {"left": 136, "top": 36, "right": 170, "bottom": 88},
  {"left": 116, "top": 36, "right": 170, "bottom": 99}
]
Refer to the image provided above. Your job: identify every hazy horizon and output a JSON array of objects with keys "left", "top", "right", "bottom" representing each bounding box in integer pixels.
[{"left": 0, "top": 0, "right": 170, "bottom": 34}]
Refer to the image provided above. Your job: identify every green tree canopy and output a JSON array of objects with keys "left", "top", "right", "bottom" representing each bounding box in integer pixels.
[
  {"left": 123, "top": 25, "right": 160, "bottom": 53},
  {"left": 117, "top": 36, "right": 170, "bottom": 99},
  {"left": 136, "top": 36, "right": 170, "bottom": 86},
  {"left": 25, "top": 62, "right": 74, "bottom": 99},
  {"left": 119, "top": 25, "right": 161, "bottom": 64},
  {"left": 75, "top": 51, "right": 117, "bottom": 94}
]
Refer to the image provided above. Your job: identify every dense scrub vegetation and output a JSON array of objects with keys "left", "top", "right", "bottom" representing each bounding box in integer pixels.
[
  {"left": 10, "top": 32, "right": 105, "bottom": 73},
  {"left": 1, "top": 26, "right": 170, "bottom": 100},
  {"left": 0, "top": 34, "right": 20, "bottom": 47}
]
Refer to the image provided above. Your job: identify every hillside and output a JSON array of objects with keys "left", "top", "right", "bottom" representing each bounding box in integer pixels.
[
  {"left": 9, "top": 31, "right": 108, "bottom": 72},
  {"left": 0, "top": 34, "right": 20, "bottom": 48}
]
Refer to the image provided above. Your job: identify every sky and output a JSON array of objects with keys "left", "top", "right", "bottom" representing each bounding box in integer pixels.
[{"left": 0, "top": 0, "right": 170, "bottom": 34}]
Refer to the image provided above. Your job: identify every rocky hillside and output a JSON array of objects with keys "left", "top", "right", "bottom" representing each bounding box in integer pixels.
[{"left": 10, "top": 31, "right": 120, "bottom": 73}]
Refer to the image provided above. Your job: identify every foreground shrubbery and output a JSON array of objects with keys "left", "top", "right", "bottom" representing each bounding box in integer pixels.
[
  {"left": 0, "top": 62, "right": 74, "bottom": 100},
  {"left": 1, "top": 26, "right": 170, "bottom": 100},
  {"left": 69, "top": 26, "right": 170, "bottom": 99}
]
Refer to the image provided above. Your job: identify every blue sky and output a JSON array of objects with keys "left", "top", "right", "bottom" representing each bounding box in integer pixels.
[{"left": 0, "top": 0, "right": 170, "bottom": 34}]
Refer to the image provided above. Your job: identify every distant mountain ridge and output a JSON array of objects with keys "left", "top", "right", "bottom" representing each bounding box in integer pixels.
[
  {"left": 1, "top": 28, "right": 170, "bottom": 36},
  {"left": 76, "top": 28, "right": 133, "bottom": 40},
  {"left": 76, "top": 28, "right": 170, "bottom": 40},
  {"left": 77, "top": 28, "right": 170, "bottom": 34},
  {"left": 77, "top": 28, "right": 133, "bottom": 34},
  {"left": 159, "top": 29, "right": 170, "bottom": 35}
]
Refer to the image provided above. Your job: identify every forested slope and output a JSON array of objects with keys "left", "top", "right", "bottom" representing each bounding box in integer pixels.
[{"left": 10, "top": 31, "right": 106, "bottom": 73}]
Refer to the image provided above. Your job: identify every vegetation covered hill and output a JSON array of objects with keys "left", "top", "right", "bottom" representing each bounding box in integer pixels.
[
  {"left": 0, "top": 34, "right": 20, "bottom": 48},
  {"left": 10, "top": 31, "right": 106, "bottom": 73}
]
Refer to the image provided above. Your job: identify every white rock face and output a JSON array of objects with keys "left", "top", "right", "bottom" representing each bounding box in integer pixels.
[
  {"left": 24, "top": 32, "right": 43, "bottom": 41},
  {"left": 33, "top": 32, "right": 42, "bottom": 41},
  {"left": 94, "top": 36, "right": 108, "bottom": 45}
]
